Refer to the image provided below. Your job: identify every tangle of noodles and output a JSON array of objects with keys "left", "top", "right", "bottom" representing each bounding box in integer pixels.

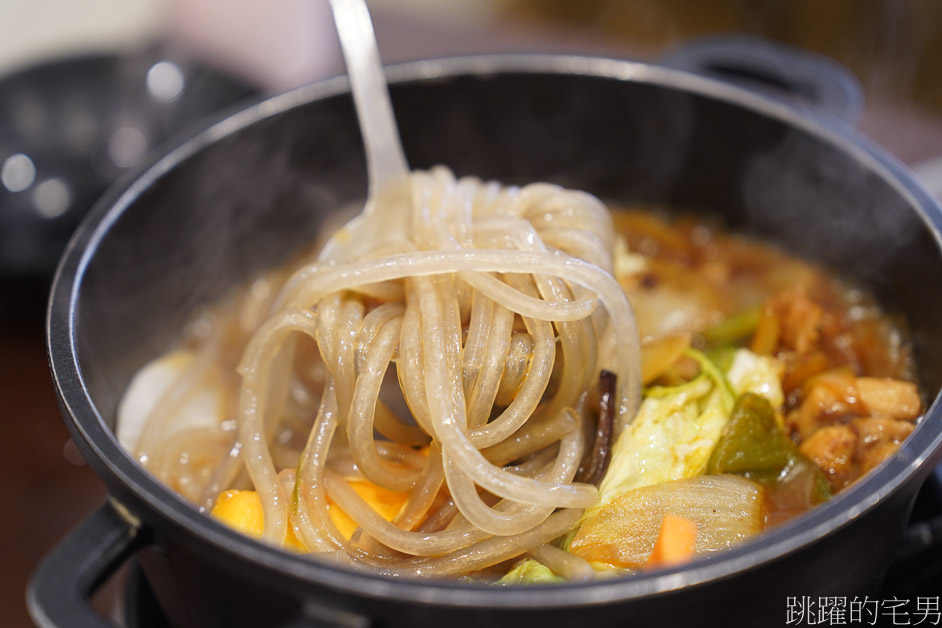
[{"left": 128, "top": 166, "right": 641, "bottom": 575}]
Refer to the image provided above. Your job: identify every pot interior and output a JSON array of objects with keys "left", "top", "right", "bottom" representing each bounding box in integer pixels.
[{"left": 70, "top": 63, "right": 942, "bottom": 475}]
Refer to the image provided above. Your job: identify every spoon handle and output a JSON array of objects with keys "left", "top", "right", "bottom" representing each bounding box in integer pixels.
[{"left": 329, "top": 0, "right": 409, "bottom": 196}]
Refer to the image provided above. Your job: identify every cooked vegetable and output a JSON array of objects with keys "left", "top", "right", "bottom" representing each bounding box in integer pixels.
[
  {"left": 708, "top": 393, "right": 830, "bottom": 501},
  {"left": 592, "top": 350, "right": 734, "bottom": 515},
  {"left": 569, "top": 475, "right": 764, "bottom": 569},
  {"left": 121, "top": 204, "right": 920, "bottom": 583},
  {"left": 749, "top": 300, "right": 780, "bottom": 356},
  {"left": 627, "top": 274, "right": 722, "bottom": 342},
  {"left": 644, "top": 513, "right": 698, "bottom": 569},
  {"left": 496, "top": 559, "right": 567, "bottom": 585},
  {"left": 707, "top": 394, "right": 792, "bottom": 479},
  {"left": 213, "top": 490, "right": 264, "bottom": 535},
  {"left": 591, "top": 348, "right": 784, "bottom": 515},
  {"left": 705, "top": 345, "right": 737, "bottom": 374},
  {"left": 213, "top": 480, "right": 412, "bottom": 549},
  {"left": 701, "top": 305, "right": 760, "bottom": 348},
  {"left": 212, "top": 490, "right": 306, "bottom": 552},
  {"left": 325, "top": 480, "right": 412, "bottom": 540},
  {"left": 725, "top": 351, "right": 785, "bottom": 417},
  {"left": 641, "top": 333, "right": 692, "bottom": 384}
]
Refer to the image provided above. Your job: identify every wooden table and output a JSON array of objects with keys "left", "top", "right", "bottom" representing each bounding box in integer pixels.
[{"left": 0, "top": 278, "right": 106, "bottom": 627}]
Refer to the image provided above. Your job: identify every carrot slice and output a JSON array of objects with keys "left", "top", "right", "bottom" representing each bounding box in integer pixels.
[
  {"left": 644, "top": 513, "right": 697, "bottom": 569},
  {"left": 749, "top": 302, "right": 780, "bottom": 356}
]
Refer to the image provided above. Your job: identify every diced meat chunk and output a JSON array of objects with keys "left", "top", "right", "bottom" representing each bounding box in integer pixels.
[
  {"left": 852, "top": 416, "right": 915, "bottom": 474},
  {"left": 856, "top": 378, "right": 921, "bottom": 420},
  {"left": 799, "top": 425, "right": 858, "bottom": 492},
  {"left": 787, "top": 371, "right": 863, "bottom": 440}
]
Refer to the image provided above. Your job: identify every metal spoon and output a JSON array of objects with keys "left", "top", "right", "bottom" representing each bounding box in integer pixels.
[{"left": 321, "top": 0, "right": 411, "bottom": 262}]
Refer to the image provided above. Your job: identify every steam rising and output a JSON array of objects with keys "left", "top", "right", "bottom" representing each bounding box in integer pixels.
[
  {"left": 741, "top": 127, "right": 922, "bottom": 283},
  {"left": 69, "top": 64, "right": 941, "bottom": 433}
]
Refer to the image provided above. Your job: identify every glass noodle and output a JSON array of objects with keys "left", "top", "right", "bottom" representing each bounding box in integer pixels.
[{"left": 127, "top": 167, "right": 642, "bottom": 576}]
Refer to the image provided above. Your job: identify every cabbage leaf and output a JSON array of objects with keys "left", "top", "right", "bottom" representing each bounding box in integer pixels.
[
  {"left": 496, "top": 559, "right": 566, "bottom": 585},
  {"left": 589, "top": 348, "right": 783, "bottom": 518}
]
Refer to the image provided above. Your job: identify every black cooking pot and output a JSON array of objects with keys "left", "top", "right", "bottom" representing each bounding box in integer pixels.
[{"left": 29, "top": 53, "right": 942, "bottom": 627}]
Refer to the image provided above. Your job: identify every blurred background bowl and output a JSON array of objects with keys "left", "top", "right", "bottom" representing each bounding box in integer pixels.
[{"left": 0, "top": 50, "right": 256, "bottom": 315}]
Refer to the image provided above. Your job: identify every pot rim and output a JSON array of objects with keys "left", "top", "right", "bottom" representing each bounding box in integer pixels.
[{"left": 47, "top": 52, "right": 942, "bottom": 609}]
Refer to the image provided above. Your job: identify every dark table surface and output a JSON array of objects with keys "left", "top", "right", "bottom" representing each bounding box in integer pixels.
[{"left": 0, "top": 279, "right": 106, "bottom": 627}]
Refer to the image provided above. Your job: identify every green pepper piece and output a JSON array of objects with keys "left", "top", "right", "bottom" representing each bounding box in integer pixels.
[
  {"left": 707, "top": 393, "right": 831, "bottom": 503},
  {"left": 705, "top": 345, "right": 737, "bottom": 374},
  {"left": 700, "top": 305, "right": 761, "bottom": 348},
  {"left": 707, "top": 393, "right": 792, "bottom": 476}
]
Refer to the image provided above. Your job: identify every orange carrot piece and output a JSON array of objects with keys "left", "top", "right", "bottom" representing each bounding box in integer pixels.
[
  {"left": 645, "top": 513, "right": 698, "bottom": 569},
  {"left": 749, "top": 302, "right": 780, "bottom": 356}
]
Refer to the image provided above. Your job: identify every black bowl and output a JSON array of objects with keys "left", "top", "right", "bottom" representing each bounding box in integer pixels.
[
  {"left": 31, "top": 55, "right": 942, "bottom": 628},
  {"left": 0, "top": 50, "right": 256, "bottom": 278}
]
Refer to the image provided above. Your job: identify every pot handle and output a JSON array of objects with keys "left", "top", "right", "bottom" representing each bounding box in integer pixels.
[
  {"left": 658, "top": 34, "right": 864, "bottom": 125},
  {"left": 27, "top": 499, "right": 147, "bottom": 628}
]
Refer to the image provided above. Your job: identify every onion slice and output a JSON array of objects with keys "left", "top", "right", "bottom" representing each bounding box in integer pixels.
[{"left": 569, "top": 474, "right": 765, "bottom": 569}]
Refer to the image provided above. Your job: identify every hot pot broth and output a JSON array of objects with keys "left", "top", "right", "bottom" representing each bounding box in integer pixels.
[{"left": 116, "top": 170, "right": 920, "bottom": 581}]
